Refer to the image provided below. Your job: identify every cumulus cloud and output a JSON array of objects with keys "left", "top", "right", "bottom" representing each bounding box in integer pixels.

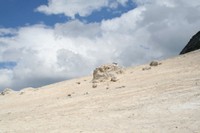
[
  {"left": 1, "top": 0, "right": 200, "bottom": 91},
  {"left": 36, "top": 0, "right": 129, "bottom": 18}
]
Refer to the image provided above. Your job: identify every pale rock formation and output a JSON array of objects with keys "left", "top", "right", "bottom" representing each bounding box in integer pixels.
[
  {"left": 92, "top": 63, "right": 124, "bottom": 84},
  {"left": 0, "top": 88, "right": 14, "bottom": 95}
]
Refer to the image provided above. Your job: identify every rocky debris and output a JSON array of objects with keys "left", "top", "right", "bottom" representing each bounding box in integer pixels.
[
  {"left": 76, "top": 82, "right": 81, "bottom": 85},
  {"left": 111, "top": 76, "right": 118, "bottom": 82},
  {"left": 92, "top": 83, "right": 97, "bottom": 88},
  {"left": 149, "top": 61, "right": 162, "bottom": 67},
  {"left": 84, "top": 92, "right": 89, "bottom": 95},
  {"left": 0, "top": 88, "right": 14, "bottom": 95},
  {"left": 92, "top": 63, "right": 124, "bottom": 83},
  {"left": 116, "top": 86, "right": 126, "bottom": 89},
  {"left": 142, "top": 66, "right": 151, "bottom": 71},
  {"left": 150, "top": 61, "right": 159, "bottom": 66},
  {"left": 180, "top": 31, "right": 200, "bottom": 55}
]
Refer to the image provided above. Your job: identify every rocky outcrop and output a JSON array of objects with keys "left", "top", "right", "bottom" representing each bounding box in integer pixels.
[
  {"left": 92, "top": 63, "right": 124, "bottom": 83},
  {"left": 180, "top": 31, "right": 200, "bottom": 54},
  {"left": 0, "top": 88, "right": 14, "bottom": 95}
]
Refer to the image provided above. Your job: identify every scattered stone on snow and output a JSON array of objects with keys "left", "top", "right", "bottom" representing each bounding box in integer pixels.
[
  {"left": 149, "top": 61, "right": 162, "bottom": 67},
  {"left": 142, "top": 66, "right": 151, "bottom": 71},
  {"left": 150, "top": 61, "right": 159, "bottom": 66},
  {"left": 76, "top": 82, "right": 81, "bottom": 85},
  {"left": 92, "top": 83, "right": 97, "bottom": 88},
  {"left": 116, "top": 86, "right": 126, "bottom": 89}
]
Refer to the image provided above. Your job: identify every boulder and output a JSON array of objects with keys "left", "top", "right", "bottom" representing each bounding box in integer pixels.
[
  {"left": 180, "top": 31, "right": 200, "bottom": 55},
  {"left": 150, "top": 61, "right": 159, "bottom": 66},
  {"left": 92, "top": 63, "right": 124, "bottom": 83}
]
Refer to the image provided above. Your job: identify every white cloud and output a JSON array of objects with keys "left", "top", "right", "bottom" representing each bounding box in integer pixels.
[
  {"left": 0, "top": 69, "right": 12, "bottom": 89},
  {"left": 1, "top": 0, "right": 200, "bottom": 91},
  {"left": 36, "top": 0, "right": 129, "bottom": 18},
  {"left": 54, "top": 20, "right": 101, "bottom": 38},
  {"left": 0, "top": 23, "right": 112, "bottom": 90}
]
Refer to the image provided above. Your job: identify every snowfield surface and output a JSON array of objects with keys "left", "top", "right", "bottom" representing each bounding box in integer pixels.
[{"left": 0, "top": 50, "right": 200, "bottom": 133}]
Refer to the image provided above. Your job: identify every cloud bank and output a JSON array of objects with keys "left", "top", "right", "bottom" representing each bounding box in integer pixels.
[
  {"left": 36, "top": 0, "right": 129, "bottom": 18},
  {"left": 0, "top": 0, "right": 200, "bottom": 91}
]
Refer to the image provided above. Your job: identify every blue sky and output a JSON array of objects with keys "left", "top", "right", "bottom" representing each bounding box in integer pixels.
[
  {"left": 0, "top": 0, "right": 199, "bottom": 91},
  {"left": 0, "top": 0, "right": 67, "bottom": 28},
  {"left": 0, "top": 0, "right": 136, "bottom": 28},
  {"left": 76, "top": 1, "right": 136, "bottom": 23}
]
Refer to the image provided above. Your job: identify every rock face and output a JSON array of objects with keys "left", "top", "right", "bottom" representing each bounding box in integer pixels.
[
  {"left": 92, "top": 63, "right": 124, "bottom": 83},
  {"left": 180, "top": 31, "right": 200, "bottom": 54}
]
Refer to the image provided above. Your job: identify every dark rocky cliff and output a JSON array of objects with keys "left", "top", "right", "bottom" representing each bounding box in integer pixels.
[{"left": 180, "top": 31, "right": 200, "bottom": 55}]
